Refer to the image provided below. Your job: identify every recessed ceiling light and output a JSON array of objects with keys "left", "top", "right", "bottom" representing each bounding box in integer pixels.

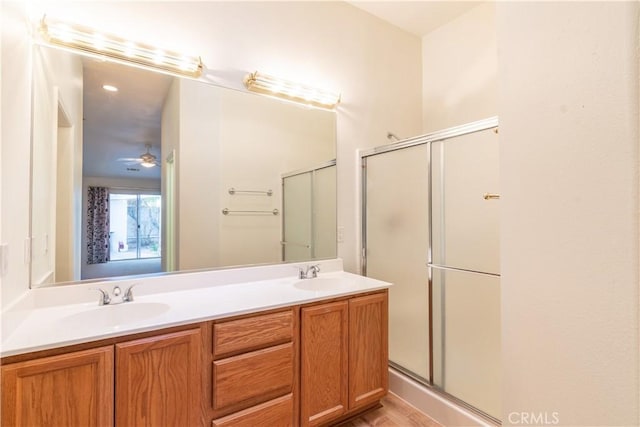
[{"left": 102, "top": 84, "right": 118, "bottom": 92}]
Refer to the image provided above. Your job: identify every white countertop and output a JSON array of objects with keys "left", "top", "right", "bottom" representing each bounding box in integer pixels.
[{"left": 1, "top": 260, "right": 391, "bottom": 358}]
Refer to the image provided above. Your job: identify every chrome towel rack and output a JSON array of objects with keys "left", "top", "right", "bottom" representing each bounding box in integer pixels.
[
  {"left": 280, "top": 241, "right": 311, "bottom": 248},
  {"left": 228, "top": 188, "right": 273, "bottom": 196},
  {"left": 222, "top": 208, "right": 279, "bottom": 215}
]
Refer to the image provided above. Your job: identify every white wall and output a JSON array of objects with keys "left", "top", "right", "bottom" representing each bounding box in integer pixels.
[
  {"left": 30, "top": 45, "right": 83, "bottom": 284},
  {"left": 52, "top": 47, "right": 84, "bottom": 283},
  {"left": 173, "top": 78, "right": 222, "bottom": 271},
  {"left": 0, "top": 2, "right": 3, "bottom": 302},
  {"left": 30, "top": 45, "right": 58, "bottom": 285},
  {"left": 422, "top": 2, "right": 496, "bottom": 132},
  {"left": 160, "top": 78, "right": 181, "bottom": 272},
  {"left": 0, "top": 2, "right": 3, "bottom": 300},
  {"left": 498, "top": 2, "right": 639, "bottom": 425},
  {"left": 1, "top": 2, "right": 32, "bottom": 307}
]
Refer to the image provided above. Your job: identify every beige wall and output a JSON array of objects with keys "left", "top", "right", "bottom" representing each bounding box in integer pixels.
[
  {"left": 422, "top": 2, "right": 497, "bottom": 132},
  {"left": 498, "top": 2, "right": 639, "bottom": 425}
]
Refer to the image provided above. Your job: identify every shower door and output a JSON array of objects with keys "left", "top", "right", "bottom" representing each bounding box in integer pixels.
[
  {"left": 282, "top": 163, "right": 336, "bottom": 262},
  {"left": 363, "top": 144, "right": 430, "bottom": 380},
  {"left": 282, "top": 172, "right": 312, "bottom": 261},
  {"left": 362, "top": 118, "right": 500, "bottom": 422},
  {"left": 431, "top": 128, "right": 501, "bottom": 420}
]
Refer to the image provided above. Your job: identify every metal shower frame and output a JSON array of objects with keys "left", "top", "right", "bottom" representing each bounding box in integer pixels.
[{"left": 359, "top": 116, "right": 500, "bottom": 425}]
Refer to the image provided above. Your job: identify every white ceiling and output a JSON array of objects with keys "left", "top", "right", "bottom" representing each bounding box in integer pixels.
[
  {"left": 82, "top": 57, "right": 172, "bottom": 179},
  {"left": 347, "top": 1, "right": 480, "bottom": 36}
]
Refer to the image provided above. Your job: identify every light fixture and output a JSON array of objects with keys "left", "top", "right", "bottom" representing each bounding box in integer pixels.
[
  {"left": 140, "top": 144, "right": 158, "bottom": 168},
  {"left": 39, "top": 17, "right": 203, "bottom": 78},
  {"left": 102, "top": 84, "right": 118, "bottom": 92},
  {"left": 243, "top": 71, "right": 341, "bottom": 109}
]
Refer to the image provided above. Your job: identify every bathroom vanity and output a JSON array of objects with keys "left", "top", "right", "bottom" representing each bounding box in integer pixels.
[{"left": 0, "top": 261, "right": 390, "bottom": 426}]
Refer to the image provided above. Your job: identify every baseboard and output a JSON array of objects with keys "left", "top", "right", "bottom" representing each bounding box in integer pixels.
[{"left": 388, "top": 367, "right": 497, "bottom": 427}]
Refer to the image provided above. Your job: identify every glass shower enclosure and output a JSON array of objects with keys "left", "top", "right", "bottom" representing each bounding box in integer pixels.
[
  {"left": 361, "top": 117, "right": 500, "bottom": 421},
  {"left": 281, "top": 161, "right": 337, "bottom": 262}
]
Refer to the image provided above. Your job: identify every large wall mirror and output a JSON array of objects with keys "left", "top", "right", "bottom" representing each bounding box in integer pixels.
[{"left": 30, "top": 44, "right": 337, "bottom": 288}]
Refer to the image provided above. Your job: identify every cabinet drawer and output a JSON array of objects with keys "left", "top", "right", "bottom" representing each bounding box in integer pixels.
[
  {"left": 211, "top": 394, "right": 293, "bottom": 427},
  {"left": 213, "top": 310, "right": 293, "bottom": 358},
  {"left": 213, "top": 342, "right": 293, "bottom": 412}
]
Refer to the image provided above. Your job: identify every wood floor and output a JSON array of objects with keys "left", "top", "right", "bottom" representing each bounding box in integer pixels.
[{"left": 335, "top": 393, "right": 442, "bottom": 427}]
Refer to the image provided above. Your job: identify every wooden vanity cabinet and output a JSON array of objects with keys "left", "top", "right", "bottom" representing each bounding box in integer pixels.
[
  {"left": 1, "top": 289, "right": 388, "bottom": 427},
  {"left": 300, "top": 291, "right": 388, "bottom": 427},
  {"left": 1, "top": 346, "right": 114, "bottom": 427}
]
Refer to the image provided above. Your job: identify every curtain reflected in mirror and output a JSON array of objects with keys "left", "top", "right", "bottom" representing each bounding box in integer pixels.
[
  {"left": 86, "top": 187, "right": 110, "bottom": 265},
  {"left": 30, "top": 44, "right": 337, "bottom": 288}
]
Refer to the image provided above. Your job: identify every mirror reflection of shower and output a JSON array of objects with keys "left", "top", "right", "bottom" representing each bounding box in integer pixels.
[{"left": 282, "top": 161, "right": 337, "bottom": 263}]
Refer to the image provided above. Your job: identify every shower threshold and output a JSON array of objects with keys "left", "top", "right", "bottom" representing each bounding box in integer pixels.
[{"left": 388, "top": 362, "right": 501, "bottom": 427}]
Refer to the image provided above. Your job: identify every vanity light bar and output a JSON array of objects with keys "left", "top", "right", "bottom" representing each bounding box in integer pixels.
[
  {"left": 40, "top": 18, "right": 203, "bottom": 78},
  {"left": 244, "top": 71, "right": 341, "bottom": 109}
]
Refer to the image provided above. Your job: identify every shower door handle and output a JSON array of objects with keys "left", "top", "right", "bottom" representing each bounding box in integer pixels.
[{"left": 483, "top": 193, "right": 500, "bottom": 200}]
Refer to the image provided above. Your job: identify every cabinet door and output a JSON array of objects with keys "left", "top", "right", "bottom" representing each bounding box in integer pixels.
[
  {"left": 115, "top": 328, "right": 202, "bottom": 426},
  {"left": 1, "top": 346, "right": 114, "bottom": 427},
  {"left": 349, "top": 292, "right": 388, "bottom": 410},
  {"left": 300, "top": 301, "right": 348, "bottom": 426}
]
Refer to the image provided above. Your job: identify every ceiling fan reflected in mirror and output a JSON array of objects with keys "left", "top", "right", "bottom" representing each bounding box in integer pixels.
[{"left": 118, "top": 144, "right": 160, "bottom": 168}]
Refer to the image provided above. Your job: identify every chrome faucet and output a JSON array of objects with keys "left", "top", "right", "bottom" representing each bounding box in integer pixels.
[
  {"left": 90, "top": 284, "right": 137, "bottom": 306},
  {"left": 298, "top": 264, "right": 320, "bottom": 279},
  {"left": 123, "top": 284, "right": 136, "bottom": 302},
  {"left": 91, "top": 288, "right": 111, "bottom": 305}
]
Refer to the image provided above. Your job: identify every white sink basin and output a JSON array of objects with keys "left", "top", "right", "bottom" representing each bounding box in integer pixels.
[
  {"left": 60, "top": 302, "right": 171, "bottom": 328},
  {"left": 294, "top": 278, "right": 348, "bottom": 292}
]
